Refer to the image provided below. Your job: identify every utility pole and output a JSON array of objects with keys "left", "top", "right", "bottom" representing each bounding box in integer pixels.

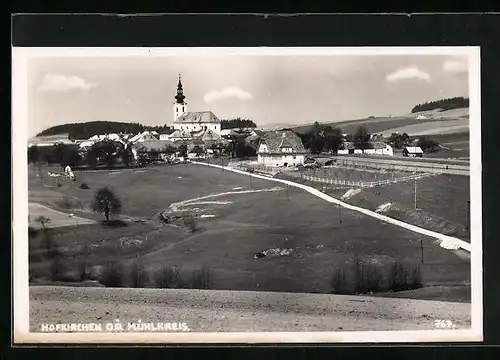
[
  {"left": 466, "top": 200, "right": 470, "bottom": 234},
  {"left": 414, "top": 177, "right": 417, "bottom": 210},
  {"left": 420, "top": 239, "right": 424, "bottom": 264},
  {"left": 338, "top": 203, "right": 342, "bottom": 224}
]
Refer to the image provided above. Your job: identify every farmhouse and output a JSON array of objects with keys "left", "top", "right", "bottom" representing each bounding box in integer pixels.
[
  {"left": 129, "top": 131, "right": 159, "bottom": 144},
  {"left": 171, "top": 75, "right": 222, "bottom": 134},
  {"left": 257, "top": 130, "right": 307, "bottom": 167},
  {"left": 336, "top": 141, "right": 393, "bottom": 156},
  {"left": 403, "top": 146, "right": 424, "bottom": 157}
]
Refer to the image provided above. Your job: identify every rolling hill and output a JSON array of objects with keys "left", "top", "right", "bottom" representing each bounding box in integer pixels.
[{"left": 292, "top": 107, "right": 469, "bottom": 137}]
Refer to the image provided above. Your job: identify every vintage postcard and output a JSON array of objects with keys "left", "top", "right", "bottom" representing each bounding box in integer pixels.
[{"left": 12, "top": 47, "right": 482, "bottom": 343}]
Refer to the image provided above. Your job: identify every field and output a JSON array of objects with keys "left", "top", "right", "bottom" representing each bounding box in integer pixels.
[
  {"left": 28, "top": 163, "right": 470, "bottom": 301},
  {"left": 278, "top": 171, "right": 470, "bottom": 241},
  {"left": 292, "top": 108, "right": 469, "bottom": 135}
]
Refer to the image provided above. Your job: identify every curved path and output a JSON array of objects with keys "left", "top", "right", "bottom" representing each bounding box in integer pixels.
[{"left": 192, "top": 162, "right": 471, "bottom": 253}]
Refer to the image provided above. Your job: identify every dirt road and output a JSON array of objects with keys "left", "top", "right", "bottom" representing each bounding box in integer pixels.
[{"left": 29, "top": 286, "right": 471, "bottom": 333}]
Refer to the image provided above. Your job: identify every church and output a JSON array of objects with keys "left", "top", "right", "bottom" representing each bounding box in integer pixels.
[{"left": 171, "top": 75, "right": 222, "bottom": 134}]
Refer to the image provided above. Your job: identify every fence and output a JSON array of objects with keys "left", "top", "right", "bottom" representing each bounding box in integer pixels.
[{"left": 298, "top": 172, "right": 439, "bottom": 189}]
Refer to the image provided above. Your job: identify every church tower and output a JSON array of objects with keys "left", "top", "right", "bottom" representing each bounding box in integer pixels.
[{"left": 173, "top": 74, "right": 187, "bottom": 123}]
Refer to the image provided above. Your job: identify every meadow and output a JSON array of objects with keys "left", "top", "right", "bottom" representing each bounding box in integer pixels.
[{"left": 28, "top": 163, "right": 471, "bottom": 301}]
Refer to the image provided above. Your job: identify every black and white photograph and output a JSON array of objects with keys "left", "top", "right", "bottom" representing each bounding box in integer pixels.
[{"left": 12, "top": 47, "right": 482, "bottom": 343}]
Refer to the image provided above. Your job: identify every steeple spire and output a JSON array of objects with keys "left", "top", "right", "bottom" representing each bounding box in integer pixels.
[{"left": 175, "top": 74, "right": 186, "bottom": 104}]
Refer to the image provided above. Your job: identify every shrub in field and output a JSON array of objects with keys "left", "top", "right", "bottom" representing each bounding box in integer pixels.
[
  {"left": 99, "top": 262, "right": 125, "bottom": 287},
  {"left": 77, "top": 260, "right": 89, "bottom": 282},
  {"left": 152, "top": 264, "right": 183, "bottom": 288},
  {"left": 331, "top": 266, "right": 351, "bottom": 294},
  {"left": 49, "top": 256, "right": 67, "bottom": 281},
  {"left": 389, "top": 261, "right": 423, "bottom": 291},
  {"left": 353, "top": 258, "right": 383, "bottom": 294},
  {"left": 183, "top": 214, "right": 199, "bottom": 233},
  {"left": 129, "top": 260, "right": 149, "bottom": 288},
  {"left": 79, "top": 182, "right": 90, "bottom": 189},
  {"left": 189, "top": 267, "right": 211, "bottom": 289}
]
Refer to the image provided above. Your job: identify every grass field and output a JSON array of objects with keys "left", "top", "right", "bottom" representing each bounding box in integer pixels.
[
  {"left": 292, "top": 108, "right": 469, "bottom": 136},
  {"left": 28, "top": 163, "right": 471, "bottom": 301},
  {"left": 278, "top": 172, "right": 470, "bottom": 241}
]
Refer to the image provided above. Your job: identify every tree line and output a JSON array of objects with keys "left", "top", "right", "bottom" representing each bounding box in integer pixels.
[
  {"left": 411, "top": 97, "right": 469, "bottom": 113},
  {"left": 36, "top": 121, "right": 175, "bottom": 140},
  {"left": 220, "top": 118, "right": 257, "bottom": 130}
]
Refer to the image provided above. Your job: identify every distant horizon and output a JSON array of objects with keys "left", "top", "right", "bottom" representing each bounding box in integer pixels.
[{"left": 26, "top": 51, "right": 470, "bottom": 137}]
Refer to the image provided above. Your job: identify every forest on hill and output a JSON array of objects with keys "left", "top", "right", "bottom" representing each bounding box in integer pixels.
[
  {"left": 36, "top": 118, "right": 258, "bottom": 139},
  {"left": 36, "top": 121, "right": 174, "bottom": 139},
  {"left": 411, "top": 97, "right": 469, "bottom": 113}
]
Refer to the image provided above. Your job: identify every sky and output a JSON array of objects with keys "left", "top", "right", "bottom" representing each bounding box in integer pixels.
[{"left": 27, "top": 53, "right": 469, "bottom": 137}]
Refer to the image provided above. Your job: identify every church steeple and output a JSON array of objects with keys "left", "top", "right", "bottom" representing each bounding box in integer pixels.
[{"left": 175, "top": 74, "right": 186, "bottom": 104}]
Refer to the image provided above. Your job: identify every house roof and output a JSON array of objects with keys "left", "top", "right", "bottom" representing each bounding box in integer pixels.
[
  {"left": 200, "top": 129, "right": 222, "bottom": 141},
  {"left": 135, "top": 139, "right": 173, "bottom": 152},
  {"left": 404, "top": 146, "right": 423, "bottom": 153},
  {"left": 371, "top": 141, "right": 391, "bottom": 150},
  {"left": 258, "top": 130, "right": 306, "bottom": 154},
  {"left": 174, "top": 111, "right": 221, "bottom": 124},
  {"left": 168, "top": 130, "right": 192, "bottom": 139},
  {"left": 29, "top": 133, "right": 74, "bottom": 147}
]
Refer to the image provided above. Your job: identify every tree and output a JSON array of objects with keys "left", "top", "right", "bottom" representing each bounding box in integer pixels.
[
  {"left": 149, "top": 149, "right": 160, "bottom": 162},
  {"left": 417, "top": 136, "right": 440, "bottom": 153},
  {"left": 62, "top": 146, "right": 81, "bottom": 167},
  {"left": 354, "top": 125, "right": 371, "bottom": 150},
  {"left": 178, "top": 143, "right": 188, "bottom": 157},
  {"left": 53, "top": 143, "right": 67, "bottom": 164},
  {"left": 162, "top": 145, "right": 175, "bottom": 156},
  {"left": 119, "top": 145, "right": 134, "bottom": 168},
  {"left": 28, "top": 145, "right": 40, "bottom": 165},
  {"left": 92, "top": 186, "right": 122, "bottom": 221},
  {"left": 310, "top": 134, "right": 325, "bottom": 155},
  {"left": 322, "top": 126, "right": 343, "bottom": 153},
  {"left": 235, "top": 139, "right": 256, "bottom": 158},
  {"left": 191, "top": 145, "right": 205, "bottom": 157},
  {"left": 388, "top": 132, "right": 411, "bottom": 149}
]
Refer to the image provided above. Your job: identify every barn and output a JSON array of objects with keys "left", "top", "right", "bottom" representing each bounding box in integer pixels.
[{"left": 403, "top": 146, "right": 424, "bottom": 157}]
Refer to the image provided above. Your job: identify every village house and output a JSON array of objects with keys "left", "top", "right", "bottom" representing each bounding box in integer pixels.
[
  {"left": 403, "top": 146, "right": 424, "bottom": 157},
  {"left": 28, "top": 133, "right": 75, "bottom": 148},
  {"left": 257, "top": 130, "right": 307, "bottom": 167},
  {"left": 336, "top": 141, "right": 393, "bottom": 156}
]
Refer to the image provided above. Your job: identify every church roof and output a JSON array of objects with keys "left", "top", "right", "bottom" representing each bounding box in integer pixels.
[
  {"left": 174, "top": 111, "right": 221, "bottom": 124},
  {"left": 258, "top": 130, "right": 306, "bottom": 154}
]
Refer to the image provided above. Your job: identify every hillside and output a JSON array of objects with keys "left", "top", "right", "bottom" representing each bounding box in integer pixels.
[
  {"left": 292, "top": 107, "right": 469, "bottom": 137},
  {"left": 37, "top": 121, "right": 172, "bottom": 140},
  {"left": 37, "top": 119, "right": 258, "bottom": 140}
]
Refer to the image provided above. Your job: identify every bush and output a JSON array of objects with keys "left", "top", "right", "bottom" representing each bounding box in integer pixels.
[
  {"left": 99, "top": 262, "right": 125, "bottom": 287},
  {"left": 353, "top": 258, "right": 383, "bottom": 294},
  {"left": 331, "top": 266, "right": 350, "bottom": 294},
  {"left": 190, "top": 267, "right": 211, "bottom": 289},
  {"left": 389, "top": 261, "right": 423, "bottom": 291},
  {"left": 130, "top": 260, "right": 148, "bottom": 288},
  {"left": 152, "top": 264, "right": 183, "bottom": 288},
  {"left": 183, "top": 214, "right": 198, "bottom": 233},
  {"left": 49, "top": 257, "right": 67, "bottom": 281},
  {"left": 77, "top": 260, "right": 89, "bottom": 282},
  {"left": 80, "top": 182, "right": 90, "bottom": 189}
]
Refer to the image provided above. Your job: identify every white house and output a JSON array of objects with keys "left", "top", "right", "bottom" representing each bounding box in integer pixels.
[
  {"left": 371, "top": 142, "right": 394, "bottom": 156},
  {"left": 257, "top": 130, "right": 307, "bottom": 167}
]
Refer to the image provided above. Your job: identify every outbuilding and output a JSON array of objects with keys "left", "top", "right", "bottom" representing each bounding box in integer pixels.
[{"left": 403, "top": 146, "right": 424, "bottom": 157}]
